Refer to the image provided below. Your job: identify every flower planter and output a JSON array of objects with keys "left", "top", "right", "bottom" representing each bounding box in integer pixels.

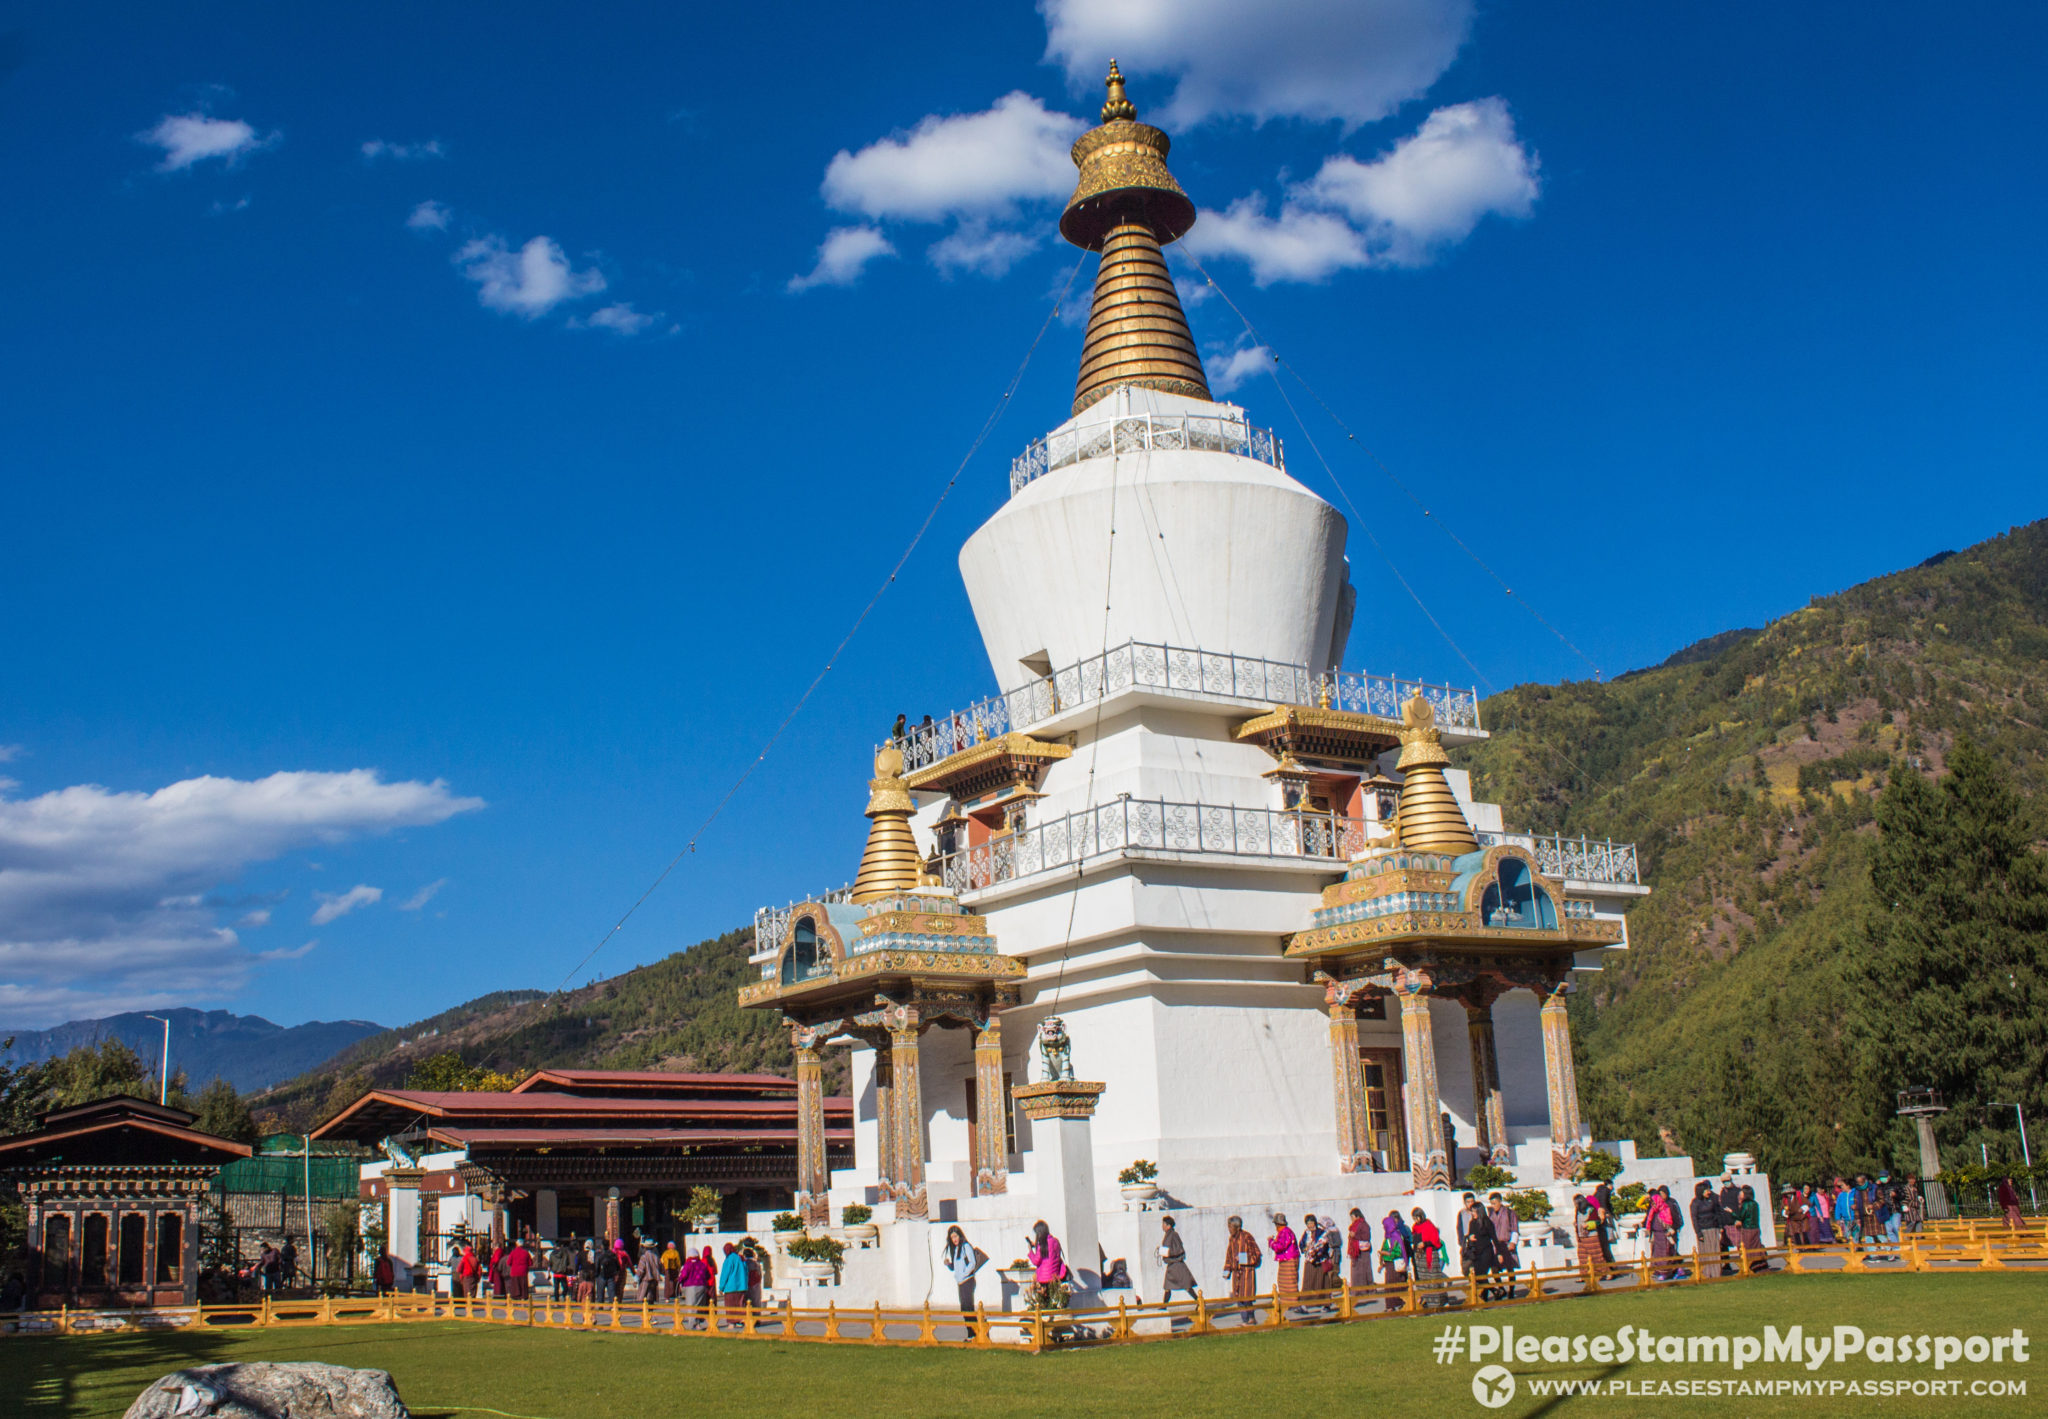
[
  {"left": 771, "top": 1229, "right": 802, "bottom": 1254},
  {"left": 1119, "top": 1182, "right": 1160, "bottom": 1205},
  {"left": 690, "top": 1218, "right": 717, "bottom": 1235},
  {"left": 999, "top": 1266, "right": 1037, "bottom": 1288},
  {"left": 842, "top": 1223, "right": 880, "bottom": 1249},
  {"left": 796, "top": 1260, "right": 836, "bottom": 1285}
]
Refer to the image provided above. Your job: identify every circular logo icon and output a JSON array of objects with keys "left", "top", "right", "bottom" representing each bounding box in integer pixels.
[{"left": 1471, "top": 1364, "right": 1517, "bottom": 1409}]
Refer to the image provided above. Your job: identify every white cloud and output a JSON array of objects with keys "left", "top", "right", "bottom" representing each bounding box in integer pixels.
[
  {"left": 1186, "top": 99, "right": 1538, "bottom": 283},
  {"left": 1209, "top": 342, "right": 1274, "bottom": 395},
  {"left": 362, "top": 139, "right": 444, "bottom": 162},
  {"left": 0, "top": 746, "right": 20, "bottom": 763},
  {"left": 397, "top": 878, "right": 446, "bottom": 911},
  {"left": 788, "top": 226, "right": 896, "bottom": 292},
  {"left": 258, "top": 940, "right": 317, "bottom": 962},
  {"left": 1042, "top": 0, "right": 1472, "bottom": 128},
  {"left": 455, "top": 234, "right": 606, "bottom": 317},
  {"left": 930, "top": 223, "right": 1039, "bottom": 278},
  {"left": 138, "top": 113, "right": 276, "bottom": 172},
  {"left": 310, "top": 883, "right": 382, "bottom": 926},
  {"left": 208, "top": 196, "right": 252, "bottom": 216},
  {"left": 0, "top": 769, "right": 480, "bottom": 1026},
  {"left": 234, "top": 908, "right": 272, "bottom": 929},
  {"left": 407, "top": 200, "right": 452, "bottom": 231},
  {"left": 1183, "top": 197, "right": 1371, "bottom": 285},
  {"left": 822, "top": 93, "right": 1084, "bottom": 223},
  {"left": 580, "top": 303, "right": 657, "bottom": 335},
  {"left": 1302, "top": 98, "right": 1537, "bottom": 262}
]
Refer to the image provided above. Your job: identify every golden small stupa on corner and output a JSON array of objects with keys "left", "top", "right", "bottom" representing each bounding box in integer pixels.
[
  {"left": 1060, "top": 61, "right": 1210, "bottom": 414},
  {"left": 1390, "top": 693, "right": 1479, "bottom": 855},
  {"left": 849, "top": 745, "right": 923, "bottom": 902}
]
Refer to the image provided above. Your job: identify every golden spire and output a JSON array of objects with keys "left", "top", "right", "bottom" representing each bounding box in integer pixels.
[
  {"left": 1390, "top": 694, "right": 1478, "bottom": 855},
  {"left": 850, "top": 745, "right": 923, "bottom": 903},
  {"left": 1061, "top": 62, "right": 1210, "bottom": 414}
]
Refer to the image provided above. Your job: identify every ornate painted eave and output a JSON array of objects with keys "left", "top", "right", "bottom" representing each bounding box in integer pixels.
[
  {"left": 902, "top": 730, "right": 1071, "bottom": 800},
  {"left": 737, "top": 950, "right": 1026, "bottom": 1012},
  {"left": 1236, "top": 705, "right": 1403, "bottom": 765},
  {"left": 1286, "top": 913, "right": 1623, "bottom": 962}
]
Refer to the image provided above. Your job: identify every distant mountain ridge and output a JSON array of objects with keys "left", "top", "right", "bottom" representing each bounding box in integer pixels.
[{"left": 0, "top": 1008, "right": 386, "bottom": 1093}]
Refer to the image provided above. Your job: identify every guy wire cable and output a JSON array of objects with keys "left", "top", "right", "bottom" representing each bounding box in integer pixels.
[
  {"left": 1182, "top": 251, "right": 1604, "bottom": 683},
  {"left": 1045, "top": 442, "right": 1125, "bottom": 1013},
  {"left": 549, "top": 252, "right": 1092, "bottom": 996}
]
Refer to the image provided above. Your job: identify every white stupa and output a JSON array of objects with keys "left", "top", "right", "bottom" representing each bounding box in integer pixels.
[{"left": 743, "top": 63, "right": 1696, "bottom": 1308}]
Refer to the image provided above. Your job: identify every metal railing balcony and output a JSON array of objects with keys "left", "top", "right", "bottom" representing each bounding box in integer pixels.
[
  {"left": 1011, "top": 412, "right": 1283, "bottom": 496},
  {"left": 934, "top": 798, "right": 1371, "bottom": 895},
  {"left": 751, "top": 884, "right": 851, "bottom": 966},
  {"left": 1476, "top": 832, "right": 1641, "bottom": 887},
  {"left": 893, "top": 640, "right": 1481, "bottom": 773}
]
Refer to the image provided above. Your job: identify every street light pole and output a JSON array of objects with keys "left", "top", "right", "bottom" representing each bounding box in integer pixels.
[
  {"left": 143, "top": 1015, "right": 171, "bottom": 1105},
  {"left": 1991, "top": 1103, "right": 2036, "bottom": 1212}
]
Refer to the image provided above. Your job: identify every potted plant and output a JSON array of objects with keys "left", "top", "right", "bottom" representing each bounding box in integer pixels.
[
  {"left": 684, "top": 1186, "right": 723, "bottom": 1234},
  {"left": 1465, "top": 1163, "right": 1517, "bottom": 1191},
  {"left": 999, "top": 1256, "right": 1037, "bottom": 1287},
  {"left": 840, "top": 1203, "right": 878, "bottom": 1248},
  {"left": 769, "top": 1212, "right": 804, "bottom": 1253},
  {"left": 786, "top": 1234, "right": 845, "bottom": 1285},
  {"left": 1117, "top": 1159, "right": 1160, "bottom": 1203}
]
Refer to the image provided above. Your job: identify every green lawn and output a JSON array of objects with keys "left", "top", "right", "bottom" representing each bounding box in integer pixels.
[{"left": 8, "top": 1274, "right": 2045, "bottom": 1419}]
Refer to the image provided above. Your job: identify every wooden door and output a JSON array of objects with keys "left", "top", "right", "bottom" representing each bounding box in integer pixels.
[{"left": 1359, "top": 1048, "right": 1406, "bottom": 1170}]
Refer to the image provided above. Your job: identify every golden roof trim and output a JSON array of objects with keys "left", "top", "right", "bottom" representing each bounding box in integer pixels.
[
  {"left": 901, "top": 731, "right": 1071, "bottom": 791},
  {"left": 1236, "top": 705, "right": 1403, "bottom": 740}
]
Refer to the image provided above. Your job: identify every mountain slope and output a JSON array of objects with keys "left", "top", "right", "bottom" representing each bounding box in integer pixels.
[
  {"left": 1463, "top": 517, "right": 2048, "bottom": 1178},
  {"left": 0, "top": 1009, "right": 385, "bottom": 1093}
]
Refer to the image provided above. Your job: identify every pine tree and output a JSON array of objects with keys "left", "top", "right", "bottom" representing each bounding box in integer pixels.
[
  {"left": 193, "top": 1077, "right": 260, "bottom": 1145},
  {"left": 1850, "top": 739, "right": 2048, "bottom": 1168}
]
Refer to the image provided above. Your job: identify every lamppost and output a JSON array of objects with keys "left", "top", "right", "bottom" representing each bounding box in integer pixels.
[
  {"left": 143, "top": 1015, "right": 171, "bottom": 1106},
  {"left": 1989, "top": 1102, "right": 2036, "bottom": 1213}
]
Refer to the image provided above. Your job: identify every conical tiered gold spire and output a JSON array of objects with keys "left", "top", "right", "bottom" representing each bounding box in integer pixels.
[
  {"left": 1390, "top": 694, "right": 1479, "bottom": 855},
  {"left": 850, "top": 745, "right": 923, "bottom": 903},
  {"left": 1061, "top": 61, "right": 1210, "bottom": 414}
]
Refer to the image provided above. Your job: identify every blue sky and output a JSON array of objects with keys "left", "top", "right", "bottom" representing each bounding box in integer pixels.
[{"left": 2, "top": 2, "right": 2043, "bottom": 1032}]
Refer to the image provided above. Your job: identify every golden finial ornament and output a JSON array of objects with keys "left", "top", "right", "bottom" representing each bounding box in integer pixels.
[
  {"left": 851, "top": 745, "right": 923, "bottom": 903},
  {"left": 1390, "top": 692, "right": 1478, "bottom": 854},
  {"left": 1060, "top": 59, "right": 1210, "bottom": 414},
  {"left": 1100, "top": 60, "right": 1137, "bottom": 122}
]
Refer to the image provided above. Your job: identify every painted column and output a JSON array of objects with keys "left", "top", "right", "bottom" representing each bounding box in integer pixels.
[
  {"left": 888, "top": 1014, "right": 928, "bottom": 1220},
  {"left": 1540, "top": 984, "right": 1586, "bottom": 1180},
  {"left": 1328, "top": 994, "right": 1373, "bottom": 1173},
  {"left": 384, "top": 1169, "right": 423, "bottom": 1267},
  {"left": 793, "top": 1030, "right": 831, "bottom": 1227},
  {"left": 1012, "top": 1082, "right": 1107, "bottom": 1307},
  {"left": 603, "top": 1189, "right": 622, "bottom": 1247},
  {"left": 1465, "top": 986, "right": 1512, "bottom": 1168},
  {"left": 1396, "top": 986, "right": 1450, "bottom": 1189},
  {"left": 874, "top": 1047, "right": 897, "bottom": 1196},
  {"left": 972, "top": 1014, "right": 1009, "bottom": 1196}
]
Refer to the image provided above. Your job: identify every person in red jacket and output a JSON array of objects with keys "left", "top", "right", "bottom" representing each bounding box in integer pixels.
[
  {"left": 454, "top": 1236, "right": 481, "bottom": 1294},
  {"left": 504, "top": 1238, "right": 531, "bottom": 1300}
]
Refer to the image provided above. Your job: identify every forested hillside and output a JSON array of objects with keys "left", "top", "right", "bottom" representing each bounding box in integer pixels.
[
  {"left": 250, "top": 927, "right": 802, "bottom": 1129},
  {"left": 1465, "top": 518, "right": 2048, "bottom": 1181}
]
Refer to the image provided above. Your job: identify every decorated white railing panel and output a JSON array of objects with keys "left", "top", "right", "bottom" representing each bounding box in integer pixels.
[
  {"left": 1477, "top": 832, "right": 1640, "bottom": 887},
  {"left": 892, "top": 640, "right": 1481, "bottom": 773},
  {"left": 935, "top": 799, "right": 1370, "bottom": 895},
  {"left": 1011, "top": 412, "right": 1283, "bottom": 496}
]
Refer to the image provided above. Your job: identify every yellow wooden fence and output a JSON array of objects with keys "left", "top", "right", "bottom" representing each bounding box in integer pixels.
[{"left": 9, "top": 1232, "right": 2042, "bottom": 1354}]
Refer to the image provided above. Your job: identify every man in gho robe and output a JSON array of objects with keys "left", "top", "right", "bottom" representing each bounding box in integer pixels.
[{"left": 1222, "top": 1214, "right": 1262, "bottom": 1321}]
